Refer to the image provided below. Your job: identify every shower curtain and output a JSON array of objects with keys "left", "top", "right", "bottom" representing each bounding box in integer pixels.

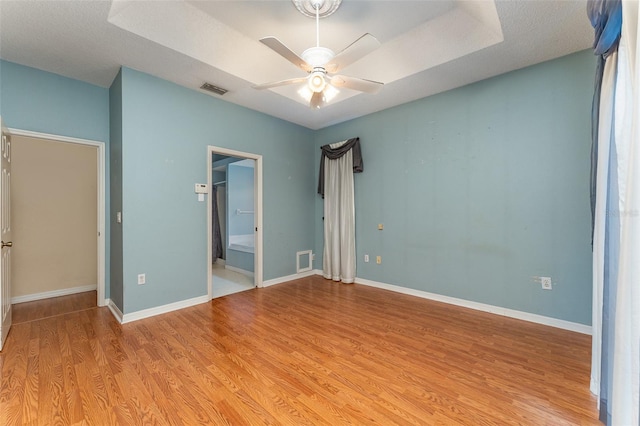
[{"left": 212, "top": 185, "right": 223, "bottom": 262}]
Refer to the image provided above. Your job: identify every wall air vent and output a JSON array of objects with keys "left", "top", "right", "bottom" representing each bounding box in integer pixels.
[{"left": 200, "top": 82, "right": 228, "bottom": 96}]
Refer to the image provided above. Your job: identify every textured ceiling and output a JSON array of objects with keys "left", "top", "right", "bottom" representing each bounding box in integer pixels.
[{"left": 0, "top": 1, "right": 594, "bottom": 130}]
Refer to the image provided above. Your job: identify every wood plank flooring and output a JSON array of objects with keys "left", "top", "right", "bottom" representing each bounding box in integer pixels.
[
  {"left": 0, "top": 276, "right": 599, "bottom": 425},
  {"left": 12, "top": 291, "right": 97, "bottom": 324}
]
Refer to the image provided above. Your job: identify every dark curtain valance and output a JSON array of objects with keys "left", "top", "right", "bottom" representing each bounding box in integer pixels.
[{"left": 317, "top": 137, "right": 363, "bottom": 197}]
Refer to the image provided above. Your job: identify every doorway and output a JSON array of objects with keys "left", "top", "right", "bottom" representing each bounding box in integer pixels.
[
  {"left": 9, "top": 129, "right": 106, "bottom": 309},
  {"left": 207, "top": 146, "right": 262, "bottom": 299}
]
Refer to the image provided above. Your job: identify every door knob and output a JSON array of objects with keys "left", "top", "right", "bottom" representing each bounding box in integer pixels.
[{"left": 1, "top": 241, "right": 12, "bottom": 248}]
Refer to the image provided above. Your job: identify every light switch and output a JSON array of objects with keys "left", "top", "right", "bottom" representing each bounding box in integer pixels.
[
  {"left": 116, "top": 212, "right": 122, "bottom": 223},
  {"left": 378, "top": 223, "right": 384, "bottom": 230}
]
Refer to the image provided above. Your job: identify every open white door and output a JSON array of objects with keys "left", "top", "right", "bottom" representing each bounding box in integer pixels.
[{"left": 0, "top": 120, "right": 12, "bottom": 351}]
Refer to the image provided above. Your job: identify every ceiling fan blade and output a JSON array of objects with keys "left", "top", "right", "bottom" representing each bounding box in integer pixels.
[
  {"left": 325, "top": 33, "right": 381, "bottom": 73},
  {"left": 329, "top": 75, "right": 383, "bottom": 94},
  {"left": 310, "top": 91, "right": 325, "bottom": 109},
  {"left": 260, "top": 37, "right": 312, "bottom": 72},
  {"left": 252, "top": 77, "right": 308, "bottom": 90}
]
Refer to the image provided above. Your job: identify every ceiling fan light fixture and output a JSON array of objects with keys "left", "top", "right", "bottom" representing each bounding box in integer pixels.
[
  {"left": 298, "top": 86, "right": 313, "bottom": 102},
  {"left": 308, "top": 71, "right": 326, "bottom": 92},
  {"left": 323, "top": 84, "right": 339, "bottom": 102},
  {"left": 298, "top": 84, "right": 339, "bottom": 106}
]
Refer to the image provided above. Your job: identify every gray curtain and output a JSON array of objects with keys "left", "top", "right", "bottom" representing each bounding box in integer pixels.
[{"left": 212, "top": 185, "right": 223, "bottom": 261}]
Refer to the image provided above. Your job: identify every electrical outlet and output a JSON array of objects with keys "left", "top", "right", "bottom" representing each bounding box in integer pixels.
[
  {"left": 378, "top": 223, "right": 384, "bottom": 230},
  {"left": 364, "top": 254, "right": 369, "bottom": 263},
  {"left": 138, "top": 273, "right": 146, "bottom": 285},
  {"left": 540, "top": 276, "right": 552, "bottom": 290},
  {"left": 376, "top": 256, "right": 382, "bottom": 264}
]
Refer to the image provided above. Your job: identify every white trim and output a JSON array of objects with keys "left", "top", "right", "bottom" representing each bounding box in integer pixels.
[
  {"left": 121, "top": 295, "right": 209, "bottom": 324},
  {"left": 11, "top": 284, "right": 97, "bottom": 304},
  {"left": 207, "top": 146, "right": 263, "bottom": 300},
  {"left": 255, "top": 154, "right": 263, "bottom": 288},
  {"left": 263, "top": 269, "right": 317, "bottom": 287},
  {"left": 296, "top": 250, "right": 313, "bottom": 273},
  {"left": 8, "top": 128, "right": 107, "bottom": 307},
  {"left": 354, "top": 276, "right": 592, "bottom": 335},
  {"left": 107, "top": 298, "right": 124, "bottom": 323},
  {"left": 224, "top": 264, "right": 254, "bottom": 278}
]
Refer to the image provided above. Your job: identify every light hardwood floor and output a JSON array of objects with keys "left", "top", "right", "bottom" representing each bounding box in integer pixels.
[
  {"left": 12, "top": 291, "right": 97, "bottom": 324},
  {"left": 0, "top": 276, "right": 599, "bottom": 425}
]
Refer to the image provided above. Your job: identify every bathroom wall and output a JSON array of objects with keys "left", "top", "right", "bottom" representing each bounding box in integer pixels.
[{"left": 226, "top": 159, "right": 255, "bottom": 273}]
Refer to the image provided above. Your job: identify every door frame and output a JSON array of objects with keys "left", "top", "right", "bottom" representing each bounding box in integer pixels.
[
  {"left": 207, "top": 146, "right": 263, "bottom": 299},
  {"left": 9, "top": 128, "right": 107, "bottom": 306}
]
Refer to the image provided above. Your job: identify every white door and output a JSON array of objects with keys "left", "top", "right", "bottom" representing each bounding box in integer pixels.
[{"left": 0, "top": 121, "right": 12, "bottom": 351}]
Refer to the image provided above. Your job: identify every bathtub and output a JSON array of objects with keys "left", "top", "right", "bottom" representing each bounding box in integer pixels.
[{"left": 228, "top": 233, "right": 254, "bottom": 254}]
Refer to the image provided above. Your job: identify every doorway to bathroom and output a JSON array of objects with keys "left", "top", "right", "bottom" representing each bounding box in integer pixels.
[{"left": 207, "top": 146, "right": 263, "bottom": 299}]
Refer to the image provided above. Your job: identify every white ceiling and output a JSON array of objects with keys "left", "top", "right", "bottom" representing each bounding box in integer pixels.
[{"left": 0, "top": 0, "right": 594, "bottom": 130}]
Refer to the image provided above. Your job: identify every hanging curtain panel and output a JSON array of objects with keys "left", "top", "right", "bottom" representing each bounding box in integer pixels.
[
  {"left": 591, "top": 48, "right": 618, "bottom": 415},
  {"left": 588, "top": 0, "right": 640, "bottom": 423},
  {"left": 610, "top": 1, "right": 640, "bottom": 421},
  {"left": 319, "top": 138, "right": 363, "bottom": 284}
]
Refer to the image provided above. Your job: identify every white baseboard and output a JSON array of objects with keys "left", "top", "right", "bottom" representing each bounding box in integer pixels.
[
  {"left": 262, "top": 269, "right": 319, "bottom": 287},
  {"left": 225, "top": 265, "right": 254, "bottom": 278},
  {"left": 120, "top": 295, "right": 210, "bottom": 324},
  {"left": 105, "top": 270, "right": 590, "bottom": 335},
  {"left": 106, "top": 298, "right": 124, "bottom": 323},
  {"left": 354, "top": 277, "right": 591, "bottom": 335},
  {"left": 11, "top": 284, "right": 97, "bottom": 304}
]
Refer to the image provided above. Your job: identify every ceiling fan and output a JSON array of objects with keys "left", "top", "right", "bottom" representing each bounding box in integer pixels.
[{"left": 253, "top": 0, "right": 384, "bottom": 109}]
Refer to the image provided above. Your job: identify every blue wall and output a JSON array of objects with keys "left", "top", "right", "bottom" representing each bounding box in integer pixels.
[
  {"left": 226, "top": 162, "right": 255, "bottom": 273},
  {"left": 226, "top": 250, "right": 254, "bottom": 273},
  {"left": 0, "top": 60, "right": 111, "bottom": 298},
  {"left": 1, "top": 51, "right": 595, "bottom": 325},
  {"left": 118, "top": 67, "right": 315, "bottom": 313},
  {"left": 227, "top": 162, "right": 255, "bottom": 236},
  {"left": 0, "top": 61, "right": 109, "bottom": 141},
  {"left": 314, "top": 50, "right": 595, "bottom": 325}
]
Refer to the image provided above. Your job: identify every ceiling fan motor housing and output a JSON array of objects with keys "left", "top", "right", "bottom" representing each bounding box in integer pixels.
[{"left": 301, "top": 46, "right": 335, "bottom": 68}]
